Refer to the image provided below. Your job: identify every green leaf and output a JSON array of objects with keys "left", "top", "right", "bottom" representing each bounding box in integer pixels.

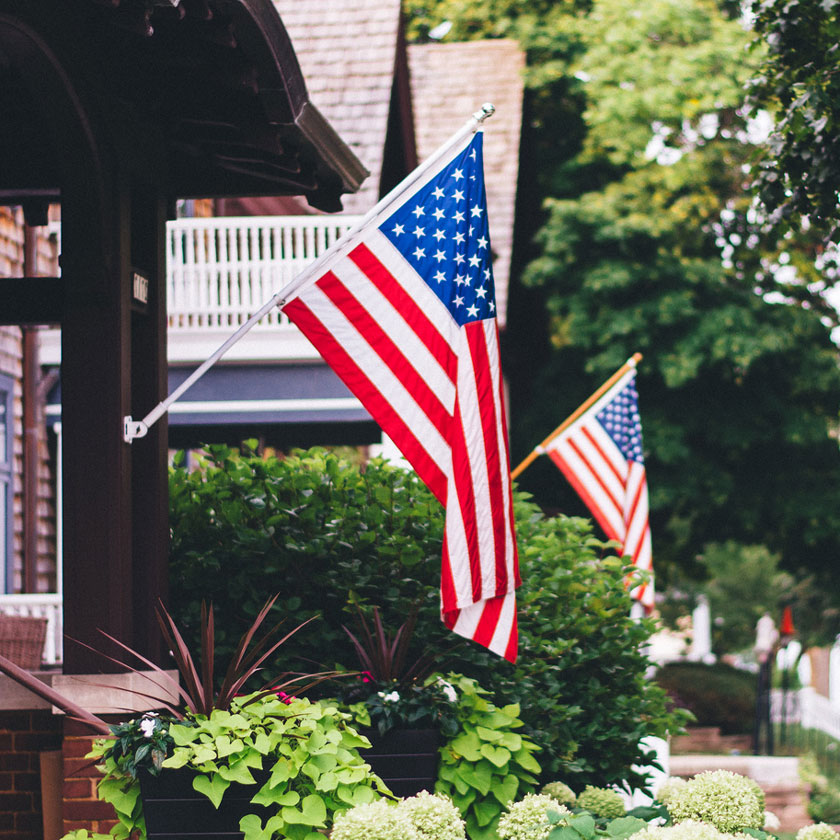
[
  {"left": 550, "top": 827, "right": 583, "bottom": 840},
  {"left": 606, "top": 817, "right": 649, "bottom": 838},
  {"left": 479, "top": 743, "right": 511, "bottom": 768},
  {"left": 193, "top": 773, "right": 230, "bottom": 809},
  {"left": 473, "top": 797, "right": 503, "bottom": 827},
  {"left": 450, "top": 730, "right": 483, "bottom": 761},
  {"left": 491, "top": 773, "right": 519, "bottom": 806},
  {"left": 569, "top": 814, "right": 596, "bottom": 839}
]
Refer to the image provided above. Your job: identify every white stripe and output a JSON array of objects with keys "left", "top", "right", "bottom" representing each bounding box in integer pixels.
[
  {"left": 487, "top": 591, "right": 517, "bottom": 657},
  {"left": 332, "top": 247, "right": 457, "bottom": 410},
  {"left": 299, "top": 284, "right": 451, "bottom": 471}
]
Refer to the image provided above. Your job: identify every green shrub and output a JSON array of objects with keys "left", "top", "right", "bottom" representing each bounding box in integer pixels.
[
  {"left": 654, "top": 662, "right": 755, "bottom": 735},
  {"left": 168, "top": 445, "right": 686, "bottom": 792}
]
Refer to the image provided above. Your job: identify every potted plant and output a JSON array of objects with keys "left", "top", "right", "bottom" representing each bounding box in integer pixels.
[
  {"left": 85, "top": 594, "right": 388, "bottom": 840},
  {"left": 333, "top": 605, "right": 461, "bottom": 797}
]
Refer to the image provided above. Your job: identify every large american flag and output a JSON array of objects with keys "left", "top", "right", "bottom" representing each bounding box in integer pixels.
[
  {"left": 544, "top": 369, "right": 653, "bottom": 608},
  {"left": 282, "top": 131, "right": 520, "bottom": 661}
]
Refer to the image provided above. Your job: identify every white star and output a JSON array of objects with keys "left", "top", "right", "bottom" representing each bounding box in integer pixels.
[
  {"left": 413, "top": 225, "right": 425, "bottom": 238},
  {"left": 433, "top": 228, "right": 446, "bottom": 241},
  {"left": 468, "top": 254, "right": 481, "bottom": 268},
  {"left": 433, "top": 207, "right": 446, "bottom": 221},
  {"left": 413, "top": 246, "right": 425, "bottom": 259},
  {"left": 476, "top": 286, "right": 487, "bottom": 299},
  {"left": 467, "top": 304, "right": 479, "bottom": 317},
  {"left": 453, "top": 231, "right": 465, "bottom": 245},
  {"left": 469, "top": 149, "right": 476, "bottom": 160},
  {"left": 477, "top": 236, "right": 488, "bottom": 249},
  {"left": 453, "top": 210, "right": 465, "bottom": 223},
  {"left": 452, "top": 168, "right": 464, "bottom": 182},
  {"left": 454, "top": 294, "right": 465, "bottom": 307},
  {"left": 454, "top": 273, "right": 467, "bottom": 286},
  {"left": 412, "top": 205, "right": 425, "bottom": 218},
  {"left": 489, "top": 300, "right": 495, "bottom": 312},
  {"left": 471, "top": 206, "right": 483, "bottom": 218},
  {"left": 453, "top": 252, "right": 465, "bottom": 264},
  {"left": 434, "top": 249, "right": 446, "bottom": 262},
  {"left": 392, "top": 223, "right": 405, "bottom": 236},
  {"left": 483, "top": 268, "right": 491, "bottom": 280},
  {"left": 469, "top": 225, "right": 475, "bottom": 236},
  {"left": 434, "top": 270, "right": 446, "bottom": 283},
  {"left": 452, "top": 189, "right": 465, "bottom": 202},
  {"left": 433, "top": 186, "right": 445, "bottom": 200}
]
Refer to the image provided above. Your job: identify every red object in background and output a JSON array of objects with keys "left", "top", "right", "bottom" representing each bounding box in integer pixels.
[{"left": 780, "top": 606, "right": 795, "bottom": 637}]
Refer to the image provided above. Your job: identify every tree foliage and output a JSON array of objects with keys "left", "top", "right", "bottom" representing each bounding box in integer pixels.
[
  {"left": 168, "top": 445, "right": 685, "bottom": 792},
  {"left": 504, "top": 0, "right": 840, "bottom": 590},
  {"left": 748, "top": 0, "right": 840, "bottom": 239}
]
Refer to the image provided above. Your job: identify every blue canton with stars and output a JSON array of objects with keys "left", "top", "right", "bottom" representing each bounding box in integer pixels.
[
  {"left": 596, "top": 378, "right": 645, "bottom": 464},
  {"left": 380, "top": 132, "right": 496, "bottom": 327}
]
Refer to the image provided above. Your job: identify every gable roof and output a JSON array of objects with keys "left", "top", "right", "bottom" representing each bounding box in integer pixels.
[
  {"left": 407, "top": 39, "right": 525, "bottom": 327},
  {"left": 274, "top": 0, "right": 407, "bottom": 214}
]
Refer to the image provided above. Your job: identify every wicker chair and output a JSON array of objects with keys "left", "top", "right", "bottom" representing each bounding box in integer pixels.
[{"left": 0, "top": 613, "right": 48, "bottom": 669}]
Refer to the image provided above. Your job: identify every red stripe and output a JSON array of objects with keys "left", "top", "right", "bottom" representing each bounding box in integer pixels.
[
  {"left": 494, "top": 326, "right": 520, "bottom": 587},
  {"left": 449, "top": 392, "right": 483, "bottom": 602},
  {"left": 440, "top": 532, "right": 458, "bottom": 615},
  {"left": 548, "top": 448, "right": 621, "bottom": 543},
  {"left": 349, "top": 243, "right": 458, "bottom": 381},
  {"left": 284, "top": 294, "right": 449, "bottom": 502},
  {"left": 504, "top": 607, "right": 518, "bottom": 664},
  {"left": 470, "top": 595, "right": 503, "bottom": 649},
  {"left": 565, "top": 436, "right": 624, "bottom": 537},
  {"left": 465, "top": 323, "right": 509, "bottom": 595},
  {"left": 316, "top": 270, "right": 452, "bottom": 440},
  {"left": 624, "top": 475, "right": 648, "bottom": 565},
  {"left": 581, "top": 425, "right": 624, "bottom": 486}
]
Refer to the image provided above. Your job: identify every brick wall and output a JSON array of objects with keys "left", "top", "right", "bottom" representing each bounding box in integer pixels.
[
  {"left": 60, "top": 725, "right": 119, "bottom": 837},
  {"left": 0, "top": 711, "right": 62, "bottom": 840}
]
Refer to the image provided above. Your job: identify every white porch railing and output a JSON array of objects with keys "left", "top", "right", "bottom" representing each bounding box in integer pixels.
[
  {"left": 166, "top": 215, "right": 362, "bottom": 362},
  {"left": 0, "top": 593, "right": 63, "bottom": 666}
]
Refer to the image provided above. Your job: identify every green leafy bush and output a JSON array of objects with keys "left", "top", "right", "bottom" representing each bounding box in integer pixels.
[
  {"left": 576, "top": 786, "right": 625, "bottom": 819},
  {"left": 434, "top": 675, "right": 542, "bottom": 840},
  {"left": 168, "top": 446, "right": 686, "bottom": 791},
  {"left": 654, "top": 662, "right": 755, "bottom": 735}
]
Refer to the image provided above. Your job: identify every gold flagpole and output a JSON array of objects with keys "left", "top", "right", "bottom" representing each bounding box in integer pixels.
[{"left": 510, "top": 352, "right": 642, "bottom": 481}]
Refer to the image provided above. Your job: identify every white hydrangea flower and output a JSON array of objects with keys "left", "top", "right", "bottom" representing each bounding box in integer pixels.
[
  {"left": 797, "top": 824, "right": 840, "bottom": 840},
  {"left": 331, "top": 798, "right": 419, "bottom": 840},
  {"left": 378, "top": 690, "right": 400, "bottom": 702},
  {"left": 399, "top": 791, "right": 466, "bottom": 840},
  {"left": 498, "top": 793, "right": 567, "bottom": 840}
]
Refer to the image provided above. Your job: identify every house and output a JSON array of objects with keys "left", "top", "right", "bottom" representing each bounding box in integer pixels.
[
  {"left": 0, "top": 1, "right": 366, "bottom": 835},
  {"left": 0, "top": 0, "right": 525, "bottom": 832}
]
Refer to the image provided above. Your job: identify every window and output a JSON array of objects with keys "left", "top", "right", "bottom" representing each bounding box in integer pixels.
[{"left": 0, "top": 373, "right": 12, "bottom": 593}]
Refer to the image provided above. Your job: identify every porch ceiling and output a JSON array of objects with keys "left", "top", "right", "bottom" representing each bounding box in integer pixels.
[{"left": 0, "top": 0, "right": 369, "bottom": 212}]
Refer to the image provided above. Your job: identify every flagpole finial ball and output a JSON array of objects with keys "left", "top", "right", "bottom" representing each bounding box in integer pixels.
[{"left": 474, "top": 103, "right": 496, "bottom": 124}]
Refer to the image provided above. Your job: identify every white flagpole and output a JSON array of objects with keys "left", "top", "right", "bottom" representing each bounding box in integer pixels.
[{"left": 124, "top": 103, "right": 496, "bottom": 443}]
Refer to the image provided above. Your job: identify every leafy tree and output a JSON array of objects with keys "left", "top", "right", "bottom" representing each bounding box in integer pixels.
[
  {"left": 511, "top": 0, "right": 840, "bottom": 590},
  {"left": 748, "top": 0, "right": 840, "bottom": 240},
  {"left": 168, "top": 445, "right": 686, "bottom": 792}
]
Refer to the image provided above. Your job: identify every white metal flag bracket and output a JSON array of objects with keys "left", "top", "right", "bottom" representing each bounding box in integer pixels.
[{"left": 123, "top": 103, "right": 496, "bottom": 443}]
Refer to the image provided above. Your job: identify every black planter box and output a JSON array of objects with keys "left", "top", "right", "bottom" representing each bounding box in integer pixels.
[
  {"left": 360, "top": 728, "right": 441, "bottom": 798},
  {"left": 139, "top": 769, "right": 270, "bottom": 840}
]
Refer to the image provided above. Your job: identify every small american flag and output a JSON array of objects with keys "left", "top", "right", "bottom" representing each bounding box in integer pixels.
[
  {"left": 544, "top": 368, "right": 653, "bottom": 608},
  {"left": 282, "top": 130, "right": 520, "bottom": 661}
]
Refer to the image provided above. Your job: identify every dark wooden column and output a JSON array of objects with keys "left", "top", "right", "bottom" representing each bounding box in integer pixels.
[
  {"left": 60, "top": 176, "right": 135, "bottom": 674},
  {"left": 128, "top": 174, "right": 170, "bottom": 665}
]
